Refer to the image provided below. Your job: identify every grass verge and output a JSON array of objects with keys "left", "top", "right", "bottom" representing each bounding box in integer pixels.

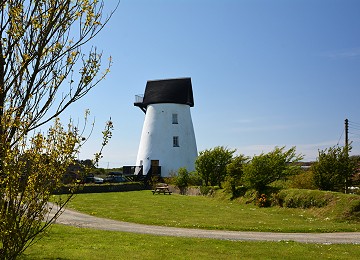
[
  {"left": 65, "top": 190, "right": 359, "bottom": 233},
  {"left": 20, "top": 224, "right": 360, "bottom": 260}
]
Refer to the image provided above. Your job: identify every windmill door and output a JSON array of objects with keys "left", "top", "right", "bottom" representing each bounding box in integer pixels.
[{"left": 151, "top": 160, "right": 160, "bottom": 176}]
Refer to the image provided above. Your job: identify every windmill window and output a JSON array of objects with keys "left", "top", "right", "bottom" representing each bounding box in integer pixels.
[
  {"left": 173, "top": 136, "right": 179, "bottom": 147},
  {"left": 172, "top": 113, "right": 178, "bottom": 124}
]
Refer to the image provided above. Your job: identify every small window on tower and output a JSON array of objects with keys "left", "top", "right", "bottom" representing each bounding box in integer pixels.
[
  {"left": 172, "top": 113, "right": 178, "bottom": 124},
  {"left": 173, "top": 136, "right": 179, "bottom": 147}
]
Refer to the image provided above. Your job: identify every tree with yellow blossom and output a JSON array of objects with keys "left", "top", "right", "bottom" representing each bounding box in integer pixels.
[{"left": 0, "top": 1, "right": 117, "bottom": 258}]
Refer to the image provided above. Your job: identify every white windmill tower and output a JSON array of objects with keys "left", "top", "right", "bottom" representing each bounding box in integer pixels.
[{"left": 134, "top": 78, "right": 197, "bottom": 178}]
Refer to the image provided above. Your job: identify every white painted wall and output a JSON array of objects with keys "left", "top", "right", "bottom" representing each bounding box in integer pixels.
[{"left": 136, "top": 103, "right": 197, "bottom": 177}]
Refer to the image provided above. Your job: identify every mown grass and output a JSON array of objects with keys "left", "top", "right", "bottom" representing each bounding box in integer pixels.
[
  {"left": 20, "top": 224, "right": 360, "bottom": 260},
  {"left": 65, "top": 190, "right": 360, "bottom": 233}
]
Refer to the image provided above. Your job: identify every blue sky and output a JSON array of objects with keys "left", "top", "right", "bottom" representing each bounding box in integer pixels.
[{"left": 63, "top": 0, "right": 360, "bottom": 168}]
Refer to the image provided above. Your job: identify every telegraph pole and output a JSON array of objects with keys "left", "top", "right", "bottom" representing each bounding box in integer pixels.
[
  {"left": 345, "top": 118, "right": 349, "bottom": 149},
  {"left": 345, "top": 118, "right": 349, "bottom": 194}
]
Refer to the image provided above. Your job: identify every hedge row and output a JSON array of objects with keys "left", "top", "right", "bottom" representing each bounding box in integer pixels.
[
  {"left": 275, "top": 189, "right": 360, "bottom": 222},
  {"left": 54, "top": 182, "right": 145, "bottom": 194},
  {"left": 276, "top": 189, "right": 336, "bottom": 208}
]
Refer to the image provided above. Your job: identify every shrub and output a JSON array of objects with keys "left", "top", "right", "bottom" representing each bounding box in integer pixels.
[
  {"left": 274, "top": 189, "right": 360, "bottom": 222},
  {"left": 195, "top": 146, "right": 235, "bottom": 187},
  {"left": 224, "top": 154, "right": 249, "bottom": 198},
  {"left": 242, "top": 146, "right": 303, "bottom": 193},
  {"left": 239, "top": 187, "right": 281, "bottom": 206},
  {"left": 174, "top": 168, "right": 190, "bottom": 195},
  {"left": 242, "top": 189, "right": 259, "bottom": 204},
  {"left": 164, "top": 171, "right": 175, "bottom": 184},
  {"left": 344, "top": 199, "right": 360, "bottom": 221},
  {"left": 150, "top": 176, "right": 163, "bottom": 188},
  {"left": 199, "top": 186, "right": 222, "bottom": 196},
  {"left": 289, "top": 170, "right": 317, "bottom": 190},
  {"left": 276, "top": 189, "right": 333, "bottom": 208},
  {"left": 312, "top": 145, "right": 359, "bottom": 192},
  {"left": 223, "top": 180, "right": 247, "bottom": 199},
  {"left": 257, "top": 194, "right": 271, "bottom": 207},
  {"left": 188, "top": 172, "right": 203, "bottom": 186}
]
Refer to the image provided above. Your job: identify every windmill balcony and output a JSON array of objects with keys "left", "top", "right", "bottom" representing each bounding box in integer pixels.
[{"left": 135, "top": 95, "right": 144, "bottom": 103}]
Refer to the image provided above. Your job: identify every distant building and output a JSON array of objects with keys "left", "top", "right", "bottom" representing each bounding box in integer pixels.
[{"left": 134, "top": 78, "right": 197, "bottom": 177}]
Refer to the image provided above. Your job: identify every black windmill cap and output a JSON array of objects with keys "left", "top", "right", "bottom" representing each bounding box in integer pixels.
[{"left": 142, "top": 77, "right": 194, "bottom": 107}]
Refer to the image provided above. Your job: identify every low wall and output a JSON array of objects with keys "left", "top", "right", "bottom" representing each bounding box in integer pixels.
[{"left": 55, "top": 183, "right": 146, "bottom": 194}]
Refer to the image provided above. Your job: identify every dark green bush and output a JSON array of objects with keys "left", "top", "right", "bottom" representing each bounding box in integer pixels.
[
  {"left": 188, "top": 172, "right": 203, "bottom": 186},
  {"left": 199, "top": 186, "right": 222, "bottom": 196},
  {"left": 312, "top": 146, "right": 359, "bottom": 192},
  {"left": 174, "top": 168, "right": 190, "bottom": 191},
  {"left": 242, "top": 146, "right": 303, "bottom": 193},
  {"left": 274, "top": 189, "right": 360, "bottom": 222},
  {"left": 289, "top": 170, "right": 317, "bottom": 190},
  {"left": 340, "top": 197, "right": 360, "bottom": 221},
  {"left": 276, "top": 189, "right": 334, "bottom": 208}
]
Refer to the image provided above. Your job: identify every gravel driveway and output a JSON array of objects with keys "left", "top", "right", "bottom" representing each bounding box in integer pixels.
[{"left": 53, "top": 206, "right": 360, "bottom": 244}]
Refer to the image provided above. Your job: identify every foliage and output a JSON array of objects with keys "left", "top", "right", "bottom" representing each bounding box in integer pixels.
[
  {"left": 103, "top": 167, "right": 124, "bottom": 174},
  {"left": 242, "top": 146, "right": 303, "bottom": 193},
  {"left": 199, "top": 185, "right": 215, "bottom": 196},
  {"left": 0, "top": 118, "right": 113, "bottom": 259},
  {"left": 343, "top": 197, "right": 360, "bottom": 221},
  {"left": 312, "top": 145, "right": 359, "bottom": 192},
  {"left": 172, "top": 168, "right": 203, "bottom": 195},
  {"left": 289, "top": 169, "right": 317, "bottom": 190},
  {"left": 224, "top": 154, "right": 249, "bottom": 198},
  {"left": 257, "top": 194, "right": 270, "bottom": 207},
  {"left": 188, "top": 172, "right": 203, "bottom": 186},
  {"left": 195, "top": 146, "right": 235, "bottom": 187},
  {"left": 0, "top": 1, "right": 116, "bottom": 259},
  {"left": 275, "top": 189, "right": 333, "bottom": 208},
  {"left": 91, "top": 167, "right": 106, "bottom": 176},
  {"left": 174, "top": 167, "right": 190, "bottom": 194},
  {"left": 275, "top": 188, "right": 360, "bottom": 222},
  {"left": 149, "top": 176, "right": 162, "bottom": 188}
]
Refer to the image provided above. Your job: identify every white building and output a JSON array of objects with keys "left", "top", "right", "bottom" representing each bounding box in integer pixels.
[{"left": 134, "top": 78, "right": 197, "bottom": 177}]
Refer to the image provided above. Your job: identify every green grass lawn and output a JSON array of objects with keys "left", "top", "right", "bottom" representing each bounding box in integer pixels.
[
  {"left": 20, "top": 224, "right": 360, "bottom": 260},
  {"left": 65, "top": 190, "right": 360, "bottom": 233}
]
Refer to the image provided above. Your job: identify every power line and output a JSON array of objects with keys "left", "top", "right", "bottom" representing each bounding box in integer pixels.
[
  {"left": 338, "top": 119, "right": 360, "bottom": 148},
  {"left": 349, "top": 125, "right": 360, "bottom": 131},
  {"left": 337, "top": 128, "right": 344, "bottom": 146},
  {"left": 349, "top": 120, "right": 360, "bottom": 126},
  {"left": 349, "top": 119, "right": 360, "bottom": 123},
  {"left": 349, "top": 132, "right": 360, "bottom": 138}
]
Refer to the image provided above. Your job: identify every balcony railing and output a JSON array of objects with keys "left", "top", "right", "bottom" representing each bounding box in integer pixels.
[{"left": 135, "top": 95, "right": 144, "bottom": 103}]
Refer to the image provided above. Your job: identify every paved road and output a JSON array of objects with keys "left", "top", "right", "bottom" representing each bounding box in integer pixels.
[{"left": 52, "top": 206, "right": 360, "bottom": 244}]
